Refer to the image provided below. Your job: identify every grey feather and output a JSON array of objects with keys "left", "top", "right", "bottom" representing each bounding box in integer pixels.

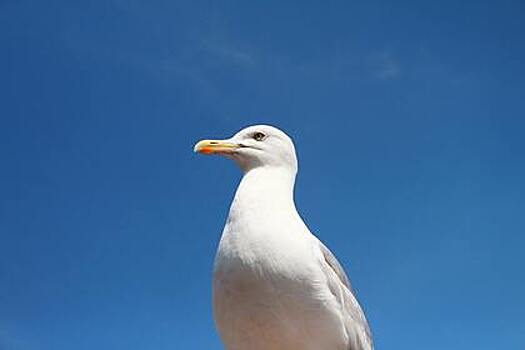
[{"left": 318, "top": 240, "right": 373, "bottom": 350}]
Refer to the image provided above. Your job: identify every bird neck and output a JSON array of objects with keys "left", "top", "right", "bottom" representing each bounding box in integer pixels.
[{"left": 232, "top": 167, "right": 296, "bottom": 214}]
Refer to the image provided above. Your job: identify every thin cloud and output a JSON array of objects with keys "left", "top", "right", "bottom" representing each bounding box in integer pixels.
[
  {"left": 368, "top": 51, "right": 401, "bottom": 80},
  {"left": 201, "top": 39, "right": 257, "bottom": 67}
]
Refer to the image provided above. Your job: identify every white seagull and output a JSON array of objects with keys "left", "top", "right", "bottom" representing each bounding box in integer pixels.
[{"left": 194, "top": 125, "right": 373, "bottom": 350}]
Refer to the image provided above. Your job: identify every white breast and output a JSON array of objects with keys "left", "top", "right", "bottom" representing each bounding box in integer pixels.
[{"left": 211, "top": 169, "right": 349, "bottom": 350}]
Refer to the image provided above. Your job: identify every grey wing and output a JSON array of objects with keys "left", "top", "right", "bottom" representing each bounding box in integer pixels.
[
  {"left": 318, "top": 240, "right": 373, "bottom": 350},
  {"left": 319, "top": 240, "right": 353, "bottom": 291}
]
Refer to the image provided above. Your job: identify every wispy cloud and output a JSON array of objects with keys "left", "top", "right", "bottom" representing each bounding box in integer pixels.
[
  {"left": 201, "top": 39, "right": 257, "bottom": 68},
  {"left": 367, "top": 51, "right": 401, "bottom": 80},
  {"left": 62, "top": 11, "right": 402, "bottom": 94}
]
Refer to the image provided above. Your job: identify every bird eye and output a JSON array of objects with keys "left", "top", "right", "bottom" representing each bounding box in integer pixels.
[{"left": 253, "top": 132, "right": 266, "bottom": 141}]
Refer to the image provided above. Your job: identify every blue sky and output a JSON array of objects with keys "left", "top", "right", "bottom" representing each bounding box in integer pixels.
[{"left": 1, "top": 0, "right": 524, "bottom": 349}]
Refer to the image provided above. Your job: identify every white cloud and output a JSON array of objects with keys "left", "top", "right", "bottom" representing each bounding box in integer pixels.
[
  {"left": 368, "top": 51, "right": 401, "bottom": 80},
  {"left": 201, "top": 39, "right": 256, "bottom": 67}
]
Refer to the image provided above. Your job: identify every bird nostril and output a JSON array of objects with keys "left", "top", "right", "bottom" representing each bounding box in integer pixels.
[{"left": 210, "top": 141, "right": 219, "bottom": 145}]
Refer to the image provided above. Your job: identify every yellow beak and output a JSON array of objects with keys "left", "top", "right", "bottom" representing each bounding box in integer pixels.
[{"left": 193, "top": 139, "right": 239, "bottom": 155}]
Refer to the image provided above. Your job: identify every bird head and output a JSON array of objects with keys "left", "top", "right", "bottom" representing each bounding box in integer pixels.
[{"left": 194, "top": 125, "right": 298, "bottom": 175}]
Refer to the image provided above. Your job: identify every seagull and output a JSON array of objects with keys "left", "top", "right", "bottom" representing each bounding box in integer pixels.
[{"left": 194, "top": 125, "right": 373, "bottom": 350}]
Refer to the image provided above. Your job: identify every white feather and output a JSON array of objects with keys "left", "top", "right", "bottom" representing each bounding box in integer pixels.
[{"left": 203, "top": 125, "right": 372, "bottom": 350}]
